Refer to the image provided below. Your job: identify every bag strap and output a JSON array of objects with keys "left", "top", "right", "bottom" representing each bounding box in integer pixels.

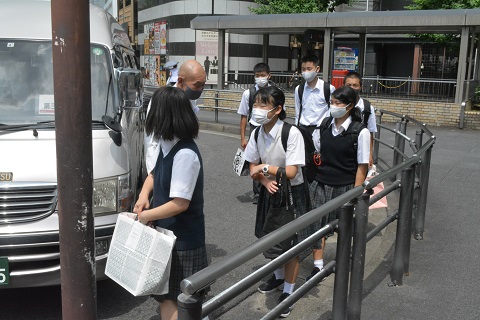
[
  {"left": 297, "top": 81, "right": 305, "bottom": 124},
  {"left": 248, "top": 86, "right": 257, "bottom": 119},
  {"left": 362, "top": 99, "right": 371, "bottom": 127},
  {"left": 323, "top": 81, "right": 331, "bottom": 108},
  {"left": 280, "top": 122, "right": 291, "bottom": 153}
]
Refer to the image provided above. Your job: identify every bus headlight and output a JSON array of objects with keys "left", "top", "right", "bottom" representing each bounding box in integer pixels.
[{"left": 93, "top": 173, "right": 132, "bottom": 215}]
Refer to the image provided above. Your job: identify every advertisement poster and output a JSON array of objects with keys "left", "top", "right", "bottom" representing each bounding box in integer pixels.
[
  {"left": 195, "top": 30, "right": 229, "bottom": 85},
  {"left": 142, "top": 55, "right": 167, "bottom": 87},
  {"left": 144, "top": 23, "right": 155, "bottom": 54},
  {"left": 159, "top": 21, "right": 167, "bottom": 55}
]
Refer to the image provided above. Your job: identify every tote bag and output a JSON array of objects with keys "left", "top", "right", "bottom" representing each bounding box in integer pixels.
[
  {"left": 105, "top": 212, "right": 176, "bottom": 296},
  {"left": 262, "top": 168, "right": 296, "bottom": 259}
]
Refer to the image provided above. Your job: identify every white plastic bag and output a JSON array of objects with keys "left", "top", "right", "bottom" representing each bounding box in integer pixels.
[{"left": 105, "top": 212, "right": 176, "bottom": 296}]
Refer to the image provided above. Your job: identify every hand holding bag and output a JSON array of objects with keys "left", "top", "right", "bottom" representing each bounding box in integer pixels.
[
  {"left": 262, "top": 167, "right": 296, "bottom": 259},
  {"left": 105, "top": 212, "right": 176, "bottom": 296}
]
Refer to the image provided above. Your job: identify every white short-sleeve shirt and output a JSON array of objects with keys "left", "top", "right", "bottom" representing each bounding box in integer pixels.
[
  {"left": 244, "top": 119, "right": 305, "bottom": 186},
  {"left": 157, "top": 137, "right": 201, "bottom": 201},
  {"left": 312, "top": 117, "right": 370, "bottom": 165},
  {"left": 356, "top": 98, "right": 377, "bottom": 133},
  {"left": 294, "top": 80, "right": 336, "bottom": 126}
]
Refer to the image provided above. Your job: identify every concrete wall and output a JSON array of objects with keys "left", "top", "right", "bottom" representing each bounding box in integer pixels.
[{"left": 202, "top": 90, "right": 480, "bottom": 129}]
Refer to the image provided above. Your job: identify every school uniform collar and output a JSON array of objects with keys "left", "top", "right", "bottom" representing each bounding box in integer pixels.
[
  {"left": 355, "top": 97, "right": 364, "bottom": 109},
  {"left": 261, "top": 118, "right": 283, "bottom": 140},
  {"left": 303, "top": 78, "right": 322, "bottom": 92},
  {"left": 332, "top": 116, "right": 353, "bottom": 135},
  {"left": 160, "top": 136, "right": 180, "bottom": 156}
]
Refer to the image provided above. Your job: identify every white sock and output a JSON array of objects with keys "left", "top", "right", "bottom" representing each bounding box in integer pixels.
[
  {"left": 314, "top": 259, "right": 324, "bottom": 270},
  {"left": 283, "top": 282, "right": 295, "bottom": 294},
  {"left": 274, "top": 267, "right": 285, "bottom": 280}
]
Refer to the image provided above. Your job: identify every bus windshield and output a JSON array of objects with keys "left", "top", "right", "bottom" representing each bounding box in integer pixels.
[{"left": 0, "top": 40, "right": 115, "bottom": 125}]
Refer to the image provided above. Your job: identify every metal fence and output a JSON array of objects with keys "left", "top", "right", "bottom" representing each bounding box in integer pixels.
[
  {"left": 224, "top": 72, "right": 456, "bottom": 102},
  {"left": 176, "top": 108, "right": 436, "bottom": 319}
]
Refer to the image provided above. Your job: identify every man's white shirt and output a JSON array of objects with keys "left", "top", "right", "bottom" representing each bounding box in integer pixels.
[{"left": 294, "top": 80, "right": 335, "bottom": 126}]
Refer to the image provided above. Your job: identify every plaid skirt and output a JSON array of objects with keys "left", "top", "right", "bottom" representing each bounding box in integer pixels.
[
  {"left": 152, "top": 244, "right": 208, "bottom": 302},
  {"left": 255, "top": 183, "right": 313, "bottom": 261},
  {"left": 308, "top": 181, "right": 354, "bottom": 244}
]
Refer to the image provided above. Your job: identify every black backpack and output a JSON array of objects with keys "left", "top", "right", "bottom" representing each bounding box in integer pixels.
[
  {"left": 297, "top": 80, "right": 332, "bottom": 123},
  {"left": 254, "top": 122, "right": 317, "bottom": 184},
  {"left": 361, "top": 99, "right": 372, "bottom": 128}
]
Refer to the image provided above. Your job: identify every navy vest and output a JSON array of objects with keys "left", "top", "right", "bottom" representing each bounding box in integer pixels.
[
  {"left": 153, "top": 139, "right": 205, "bottom": 250},
  {"left": 316, "top": 123, "right": 359, "bottom": 186}
]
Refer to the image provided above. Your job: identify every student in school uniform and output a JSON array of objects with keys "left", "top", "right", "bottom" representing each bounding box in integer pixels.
[
  {"left": 244, "top": 86, "right": 307, "bottom": 318},
  {"left": 134, "top": 86, "right": 208, "bottom": 320},
  {"left": 305, "top": 85, "right": 370, "bottom": 281}
]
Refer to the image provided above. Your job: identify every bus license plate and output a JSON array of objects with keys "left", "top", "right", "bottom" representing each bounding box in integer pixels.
[{"left": 0, "top": 257, "right": 9, "bottom": 286}]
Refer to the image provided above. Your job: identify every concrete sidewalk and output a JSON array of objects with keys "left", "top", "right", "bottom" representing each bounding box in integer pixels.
[{"left": 197, "top": 109, "right": 480, "bottom": 320}]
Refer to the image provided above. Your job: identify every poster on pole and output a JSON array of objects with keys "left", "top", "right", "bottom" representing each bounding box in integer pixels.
[
  {"left": 144, "top": 23, "right": 155, "bottom": 55},
  {"left": 195, "top": 30, "right": 228, "bottom": 85},
  {"left": 154, "top": 22, "right": 167, "bottom": 55},
  {"left": 159, "top": 21, "right": 167, "bottom": 55}
]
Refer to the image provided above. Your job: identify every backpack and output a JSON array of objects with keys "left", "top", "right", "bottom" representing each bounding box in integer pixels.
[
  {"left": 361, "top": 99, "right": 372, "bottom": 128},
  {"left": 297, "top": 80, "right": 331, "bottom": 123},
  {"left": 254, "top": 122, "right": 317, "bottom": 184},
  {"left": 318, "top": 116, "right": 366, "bottom": 152}
]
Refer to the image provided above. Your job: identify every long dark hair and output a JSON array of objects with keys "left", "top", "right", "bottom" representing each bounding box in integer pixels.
[
  {"left": 331, "top": 86, "right": 362, "bottom": 122},
  {"left": 146, "top": 86, "right": 199, "bottom": 141},
  {"left": 252, "top": 86, "right": 286, "bottom": 120}
]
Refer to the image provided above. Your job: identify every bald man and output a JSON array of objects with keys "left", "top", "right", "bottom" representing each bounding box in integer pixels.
[{"left": 135, "top": 60, "right": 206, "bottom": 214}]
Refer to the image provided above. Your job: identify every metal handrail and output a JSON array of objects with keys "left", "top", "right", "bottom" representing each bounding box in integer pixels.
[{"left": 177, "top": 106, "right": 436, "bottom": 320}]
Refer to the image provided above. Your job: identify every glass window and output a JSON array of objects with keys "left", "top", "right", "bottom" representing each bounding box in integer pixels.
[{"left": 0, "top": 41, "right": 115, "bottom": 124}]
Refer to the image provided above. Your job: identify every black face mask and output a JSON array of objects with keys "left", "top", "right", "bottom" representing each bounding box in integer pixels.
[{"left": 185, "top": 85, "right": 202, "bottom": 100}]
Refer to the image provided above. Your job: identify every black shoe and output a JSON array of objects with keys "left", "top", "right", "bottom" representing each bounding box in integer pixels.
[
  {"left": 257, "top": 275, "right": 284, "bottom": 293},
  {"left": 277, "top": 292, "right": 293, "bottom": 318},
  {"left": 305, "top": 267, "right": 325, "bottom": 282}
]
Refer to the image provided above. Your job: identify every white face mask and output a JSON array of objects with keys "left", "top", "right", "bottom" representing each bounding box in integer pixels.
[
  {"left": 301, "top": 70, "right": 317, "bottom": 83},
  {"left": 255, "top": 77, "right": 269, "bottom": 87},
  {"left": 330, "top": 105, "right": 348, "bottom": 118},
  {"left": 251, "top": 107, "right": 276, "bottom": 125}
]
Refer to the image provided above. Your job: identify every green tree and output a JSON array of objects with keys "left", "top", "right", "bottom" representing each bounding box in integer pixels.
[
  {"left": 250, "top": 0, "right": 352, "bottom": 14},
  {"left": 406, "top": 0, "right": 480, "bottom": 10},
  {"left": 406, "top": 0, "right": 480, "bottom": 45}
]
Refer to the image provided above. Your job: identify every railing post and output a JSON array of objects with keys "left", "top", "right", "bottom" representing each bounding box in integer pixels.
[
  {"left": 415, "top": 145, "right": 433, "bottom": 240},
  {"left": 373, "top": 113, "right": 381, "bottom": 165},
  {"left": 389, "top": 166, "right": 414, "bottom": 286},
  {"left": 178, "top": 293, "right": 203, "bottom": 320},
  {"left": 214, "top": 91, "right": 219, "bottom": 123},
  {"left": 391, "top": 121, "right": 402, "bottom": 182},
  {"left": 403, "top": 164, "right": 416, "bottom": 276},
  {"left": 332, "top": 202, "right": 355, "bottom": 320},
  {"left": 395, "top": 121, "right": 407, "bottom": 180},
  {"left": 347, "top": 193, "right": 370, "bottom": 320}
]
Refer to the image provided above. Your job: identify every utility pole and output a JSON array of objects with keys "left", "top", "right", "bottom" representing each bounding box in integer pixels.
[{"left": 51, "top": 0, "right": 97, "bottom": 318}]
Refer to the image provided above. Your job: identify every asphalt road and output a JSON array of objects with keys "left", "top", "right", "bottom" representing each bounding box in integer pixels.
[{"left": 0, "top": 129, "right": 264, "bottom": 320}]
